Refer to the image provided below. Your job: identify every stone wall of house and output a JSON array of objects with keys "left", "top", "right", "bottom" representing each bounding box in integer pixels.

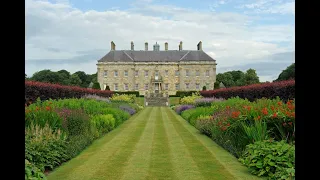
[{"left": 97, "top": 61, "right": 216, "bottom": 95}]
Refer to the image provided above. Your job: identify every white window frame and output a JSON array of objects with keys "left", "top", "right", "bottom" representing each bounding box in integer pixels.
[
  {"left": 196, "top": 70, "right": 200, "bottom": 77},
  {"left": 196, "top": 83, "right": 200, "bottom": 90},
  {"left": 186, "top": 83, "right": 190, "bottom": 89},
  {"left": 165, "top": 70, "right": 168, "bottom": 76},
  {"left": 206, "top": 70, "right": 209, "bottom": 77},
  {"left": 124, "top": 83, "right": 129, "bottom": 91},
  {"left": 175, "top": 70, "right": 179, "bottom": 77},
  {"left": 114, "top": 70, "right": 118, "bottom": 77},
  {"left": 103, "top": 70, "right": 107, "bottom": 77},
  {"left": 135, "top": 70, "right": 138, "bottom": 77},
  {"left": 124, "top": 70, "right": 128, "bottom": 77},
  {"left": 145, "top": 70, "right": 149, "bottom": 77},
  {"left": 145, "top": 84, "right": 149, "bottom": 90},
  {"left": 165, "top": 83, "right": 169, "bottom": 90},
  {"left": 186, "top": 70, "right": 190, "bottom": 77},
  {"left": 114, "top": 83, "right": 118, "bottom": 91},
  {"left": 135, "top": 84, "right": 139, "bottom": 90},
  {"left": 175, "top": 84, "right": 179, "bottom": 90}
]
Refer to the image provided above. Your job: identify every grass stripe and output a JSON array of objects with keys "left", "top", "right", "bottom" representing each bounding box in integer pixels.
[
  {"left": 164, "top": 108, "right": 235, "bottom": 180},
  {"left": 120, "top": 107, "right": 156, "bottom": 180},
  {"left": 146, "top": 107, "right": 177, "bottom": 180},
  {"left": 160, "top": 107, "right": 205, "bottom": 180},
  {"left": 47, "top": 108, "right": 152, "bottom": 180},
  {"left": 167, "top": 108, "right": 263, "bottom": 180}
]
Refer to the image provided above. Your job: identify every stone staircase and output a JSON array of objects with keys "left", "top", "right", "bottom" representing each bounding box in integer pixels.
[{"left": 145, "top": 93, "right": 169, "bottom": 106}]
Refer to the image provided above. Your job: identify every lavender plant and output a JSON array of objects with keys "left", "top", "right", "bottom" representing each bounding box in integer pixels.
[
  {"left": 119, "top": 105, "right": 136, "bottom": 115},
  {"left": 195, "top": 97, "right": 225, "bottom": 107},
  {"left": 175, "top": 105, "right": 195, "bottom": 115}
]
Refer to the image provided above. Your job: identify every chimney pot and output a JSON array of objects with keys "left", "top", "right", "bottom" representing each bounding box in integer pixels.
[
  {"left": 165, "top": 42, "right": 168, "bottom": 51},
  {"left": 179, "top": 41, "right": 183, "bottom": 50},
  {"left": 145, "top": 42, "right": 148, "bottom": 51},
  {"left": 197, "top": 41, "right": 202, "bottom": 51},
  {"left": 111, "top": 41, "right": 115, "bottom": 50},
  {"left": 131, "top": 41, "right": 134, "bottom": 50}
]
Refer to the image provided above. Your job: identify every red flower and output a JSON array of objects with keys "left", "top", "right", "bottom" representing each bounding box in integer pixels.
[
  {"left": 46, "top": 106, "right": 51, "bottom": 111},
  {"left": 272, "top": 113, "right": 277, "bottom": 118},
  {"left": 227, "top": 123, "right": 230, "bottom": 126},
  {"left": 278, "top": 101, "right": 282, "bottom": 106},
  {"left": 232, "top": 111, "right": 241, "bottom": 118},
  {"left": 261, "top": 107, "right": 268, "bottom": 115}
]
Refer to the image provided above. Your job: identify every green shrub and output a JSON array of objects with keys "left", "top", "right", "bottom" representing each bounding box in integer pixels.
[
  {"left": 114, "top": 91, "right": 139, "bottom": 97},
  {"left": 91, "top": 114, "right": 115, "bottom": 134},
  {"left": 25, "top": 105, "right": 62, "bottom": 131},
  {"left": 176, "top": 91, "right": 198, "bottom": 98},
  {"left": 25, "top": 124, "right": 68, "bottom": 171},
  {"left": 101, "top": 108, "right": 130, "bottom": 127},
  {"left": 92, "top": 82, "right": 101, "bottom": 89},
  {"left": 64, "top": 109, "right": 90, "bottom": 136},
  {"left": 66, "top": 133, "right": 94, "bottom": 158},
  {"left": 180, "top": 92, "right": 202, "bottom": 105},
  {"left": 239, "top": 140, "right": 295, "bottom": 179},
  {"left": 25, "top": 159, "right": 47, "bottom": 180},
  {"left": 110, "top": 93, "right": 136, "bottom": 103}
]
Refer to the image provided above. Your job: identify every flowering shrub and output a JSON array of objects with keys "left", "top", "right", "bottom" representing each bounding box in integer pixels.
[
  {"left": 110, "top": 93, "right": 136, "bottom": 103},
  {"left": 25, "top": 80, "right": 113, "bottom": 102},
  {"left": 194, "top": 97, "right": 225, "bottom": 107},
  {"left": 119, "top": 105, "right": 136, "bottom": 115},
  {"left": 200, "top": 80, "right": 295, "bottom": 102},
  {"left": 175, "top": 105, "right": 195, "bottom": 115},
  {"left": 90, "top": 114, "right": 116, "bottom": 135},
  {"left": 180, "top": 92, "right": 202, "bottom": 105}
]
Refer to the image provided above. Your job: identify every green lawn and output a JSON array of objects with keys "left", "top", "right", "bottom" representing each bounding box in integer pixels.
[{"left": 47, "top": 107, "right": 262, "bottom": 180}]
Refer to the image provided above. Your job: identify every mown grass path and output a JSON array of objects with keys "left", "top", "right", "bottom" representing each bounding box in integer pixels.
[{"left": 48, "top": 107, "right": 262, "bottom": 180}]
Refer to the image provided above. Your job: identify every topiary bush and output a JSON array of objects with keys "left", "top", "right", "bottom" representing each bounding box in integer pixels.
[{"left": 239, "top": 140, "right": 295, "bottom": 179}]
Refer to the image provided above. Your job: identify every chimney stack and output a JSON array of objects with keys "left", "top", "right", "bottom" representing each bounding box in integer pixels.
[
  {"left": 111, "top": 41, "right": 116, "bottom": 50},
  {"left": 165, "top": 42, "right": 168, "bottom": 51},
  {"left": 131, "top": 41, "right": 134, "bottom": 50},
  {"left": 145, "top": 42, "right": 148, "bottom": 51},
  {"left": 179, "top": 41, "right": 183, "bottom": 51},
  {"left": 197, "top": 41, "right": 202, "bottom": 51}
]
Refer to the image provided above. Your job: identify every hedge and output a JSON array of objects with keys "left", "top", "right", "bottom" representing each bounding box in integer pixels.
[
  {"left": 175, "top": 91, "right": 198, "bottom": 98},
  {"left": 25, "top": 80, "right": 113, "bottom": 102},
  {"left": 113, "top": 91, "right": 140, "bottom": 97},
  {"left": 200, "top": 80, "right": 295, "bottom": 101}
]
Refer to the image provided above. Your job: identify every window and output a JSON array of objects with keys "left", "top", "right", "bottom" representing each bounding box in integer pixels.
[
  {"left": 124, "top": 83, "right": 129, "bottom": 91},
  {"left": 165, "top": 70, "right": 168, "bottom": 76},
  {"left": 196, "top": 70, "right": 200, "bottom": 77},
  {"left": 196, "top": 83, "right": 200, "bottom": 90},
  {"left": 124, "top": 70, "right": 128, "bottom": 77},
  {"left": 114, "top": 83, "right": 118, "bottom": 91},
  {"left": 165, "top": 83, "right": 169, "bottom": 90},
  {"left": 145, "top": 84, "right": 149, "bottom": 90},
  {"left": 186, "top": 83, "right": 190, "bottom": 89},
  {"left": 175, "top": 84, "right": 180, "bottom": 90},
  {"left": 145, "top": 70, "right": 149, "bottom": 77},
  {"left": 155, "top": 71, "right": 159, "bottom": 76},
  {"left": 175, "top": 70, "right": 179, "bottom": 77},
  {"left": 114, "top": 70, "right": 118, "bottom": 77},
  {"left": 103, "top": 70, "right": 107, "bottom": 77},
  {"left": 186, "top": 70, "right": 190, "bottom": 77},
  {"left": 135, "top": 84, "right": 139, "bottom": 90},
  {"left": 135, "top": 70, "right": 138, "bottom": 76},
  {"left": 206, "top": 70, "right": 210, "bottom": 77}
]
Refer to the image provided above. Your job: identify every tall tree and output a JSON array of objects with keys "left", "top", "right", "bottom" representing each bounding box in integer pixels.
[
  {"left": 216, "top": 72, "right": 235, "bottom": 88},
  {"left": 241, "top": 68, "right": 260, "bottom": 85},
  {"left": 31, "top": 70, "right": 64, "bottom": 84},
  {"left": 69, "top": 74, "right": 82, "bottom": 86},
  {"left": 74, "top": 71, "right": 90, "bottom": 87},
  {"left": 57, "top": 69, "right": 71, "bottom": 85},
  {"left": 275, "top": 63, "right": 295, "bottom": 81}
]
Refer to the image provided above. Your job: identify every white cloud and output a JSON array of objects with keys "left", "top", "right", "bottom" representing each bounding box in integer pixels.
[
  {"left": 239, "top": 0, "right": 295, "bottom": 15},
  {"left": 25, "top": 0, "right": 294, "bottom": 81}
]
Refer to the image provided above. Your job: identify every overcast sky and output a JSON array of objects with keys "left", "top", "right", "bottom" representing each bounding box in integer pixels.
[{"left": 26, "top": 0, "right": 295, "bottom": 82}]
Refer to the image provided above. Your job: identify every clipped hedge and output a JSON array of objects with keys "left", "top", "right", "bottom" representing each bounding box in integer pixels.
[
  {"left": 115, "top": 91, "right": 140, "bottom": 97},
  {"left": 25, "top": 80, "right": 113, "bottom": 102},
  {"left": 175, "top": 91, "right": 198, "bottom": 98},
  {"left": 200, "top": 80, "right": 295, "bottom": 101}
]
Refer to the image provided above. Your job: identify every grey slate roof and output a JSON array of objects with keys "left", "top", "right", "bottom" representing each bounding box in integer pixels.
[{"left": 98, "top": 50, "right": 216, "bottom": 62}]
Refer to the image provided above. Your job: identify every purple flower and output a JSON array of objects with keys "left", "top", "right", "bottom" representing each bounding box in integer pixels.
[
  {"left": 195, "top": 97, "right": 224, "bottom": 107},
  {"left": 119, "top": 105, "right": 136, "bottom": 115},
  {"left": 175, "top": 105, "right": 195, "bottom": 115}
]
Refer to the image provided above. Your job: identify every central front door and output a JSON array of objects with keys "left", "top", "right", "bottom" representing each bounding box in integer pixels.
[{"left": 155, "top": 83, "right": 159, "bottom": 93}]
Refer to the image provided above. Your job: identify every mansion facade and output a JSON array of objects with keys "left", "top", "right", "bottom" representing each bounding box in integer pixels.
[{"left": 97, "top": 41, "right": 217, "bottom": 96}]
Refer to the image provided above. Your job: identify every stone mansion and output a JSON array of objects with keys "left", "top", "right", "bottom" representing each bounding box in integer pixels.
[{"left": 97, "top": 41, "right": 217, "bottom": 96}]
